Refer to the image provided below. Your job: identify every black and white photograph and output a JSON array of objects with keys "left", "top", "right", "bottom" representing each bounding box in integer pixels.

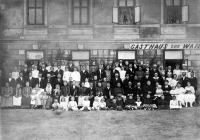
[{"left": 0, "top": 0, "right": 200, "bottom": 140}]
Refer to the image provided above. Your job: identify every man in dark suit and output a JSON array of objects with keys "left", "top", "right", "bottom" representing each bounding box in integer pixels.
[
  {"left": 141, "top": 71, "right": 153, "bottom": 88},
  {"left": 126, "top": 64, "right": 135, "bottom": 81},
  {"left": 16, "top": 72, "right": 25, "bottom": 88},
  {"left": 189, "top": 72, "right": 198, "bottom": 105},
  {"left": 96, "top": 65, "right": 106, "bottom": 82},
  {"left": 68, "top": 61, "right": 74, "bottom": 72},
  {"left": 27, "top": 72, "right": 35, "bottom": 88},
  {"left": 55, "top": 65, "right": 64, "bottom": 78},
  {"left": 111, "top": 65, "right": 120, "bottom": 81},
  {"left": 6, "top": 72, "right": 16, "bottom": 89},
  {"left": 103, "top": 82, "right": 113, "bottom": 100},
  {"left": 70, "top": 81, "right": 79, "bottom": 103},
  {"left": 111, "top": 73, "right": 123, "bottom": 88},
  {"left": 80, "top": 65, "right": 89, "bottom": 83},
  {"left": 180, "top": 72, "right": 189, "bottom": 88},
  {"left": 54, "top": 74, "right": 63, "bottom": 89},
  {"left": 85, "top": 82, "right": 96, "bottom": 107},
  {"left": 150, "top": 64, "right": 160, "bottom": 78},
  {"left": 21, "top": 65, "right": 30, "bottom": 82},
  {"left": 39, "top": 64, "right": 48, "bottom": 79},
  {"left": 34, "top": 73, "right": 46, "bottom": 89}
]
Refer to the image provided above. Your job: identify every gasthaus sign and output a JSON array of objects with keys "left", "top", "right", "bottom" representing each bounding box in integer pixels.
[{"left": 129, "top": 43, "right": 200, "bottom": 49}]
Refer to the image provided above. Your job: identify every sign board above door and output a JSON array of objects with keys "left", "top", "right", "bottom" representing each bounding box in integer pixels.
[{"left": 128, "top": 43, "right": 200, "bottom": 50}]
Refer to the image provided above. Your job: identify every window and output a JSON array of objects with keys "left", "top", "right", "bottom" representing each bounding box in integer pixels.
[
  {"left": 165, "top": 0, "right": 188, "bottom": 24},
  {"left": 27, "top": 0, "right": 44, "bottom": 25},
  {"left": 113, "top": 0, "right": 140, "bottom": 25},
  {"left": 72, "top": 0, "right": 89, "bottom": 25}
]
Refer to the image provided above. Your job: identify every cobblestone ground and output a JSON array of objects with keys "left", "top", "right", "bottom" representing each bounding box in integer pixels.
[{"left": 1, "top": 108, "right": 200, "bottom": 140}]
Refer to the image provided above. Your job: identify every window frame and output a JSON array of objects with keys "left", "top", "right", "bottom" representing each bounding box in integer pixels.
[
  {"left": 72, "top": 0, "right": 90, "bottom": 25},
  {"left": 27, "top": 0, "right": 45, "bottom": 25},
  {"left": 118, "top": 0, "right": 135, "bottom": 7},
  {"left": 164, "top": 0, "right": 183, "bottom": 24}
]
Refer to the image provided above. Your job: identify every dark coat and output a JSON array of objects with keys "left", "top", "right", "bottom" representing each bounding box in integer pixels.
[
  {"left": 80, "top": 70, "right": 89, "bottom": 83},
  {"left": 96, "top": 69, "right": 106, "bottom": 81}
]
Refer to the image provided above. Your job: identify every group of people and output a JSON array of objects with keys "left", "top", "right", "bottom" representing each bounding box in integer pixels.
[{"left": 0, "top": 60, "right": 198, "bottom": 111}]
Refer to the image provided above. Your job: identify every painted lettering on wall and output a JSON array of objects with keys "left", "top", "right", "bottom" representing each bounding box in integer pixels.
[{"left": 129, "top": 43, "right": 200, "bottom": 49}]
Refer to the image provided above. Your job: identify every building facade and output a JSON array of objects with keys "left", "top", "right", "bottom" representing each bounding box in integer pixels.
[{"left": 0, "top": 0, "right": 200, "bottom": 89}]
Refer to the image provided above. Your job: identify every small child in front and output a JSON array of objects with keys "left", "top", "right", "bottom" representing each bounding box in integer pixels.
[
  {"left": 52, "top": 99, "right": 60, "bottom": 111},
  {"left": 92, "top": 97, "right": 100, "bottom": 110},
  {"left": 60, "top": 96, "right": 68, "bottom": 110},
  {"left": 116, "top": 94, "right": 124, "bottom": 111},
  {"left": 68, "top": 96, "right": 78, "bottom": 111},
  {"left": 170, "top": 96, "right": 182, "bottom": 110},
  {"left": 80, "top": 96, "right": 91, "bottom": 111},
  {"left": 143, "top": 94, "right": 157, "bottom": 110},
  {"left": 99, "top": 98, "right": 107, "bottom": 110},
  {"left": 135, "top": 97, "right": 143, "bottom": 109},
  {"left": 125, "top": 95, "right": 137, "bottom": 110}
]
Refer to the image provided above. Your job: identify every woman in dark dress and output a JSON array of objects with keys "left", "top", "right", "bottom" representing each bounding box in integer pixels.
[
  {"left": 144, "top": 80, "right": 155, "bottom": 99},
  {"left": 162, "top": 80, "right": 172, "bottom": 104},
  {"left": 21, "top": 81, "right": 32, "bottom": 109}
]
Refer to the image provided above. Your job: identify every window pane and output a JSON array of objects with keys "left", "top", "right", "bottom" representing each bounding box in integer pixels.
[
  {"left": 74, "top": 8, "right": 80, "bottom": 23},
  {"left": 174, "top": 0, "right": 180, "bottom": 5},
  {"left": 81, "top": 8, "right": 88, "bottom": 24},
  {"left": 74, "top": 0, "right": 80, "bottom": 7},
  {"left": 82, "top": 0, "right": 88, "bottom": 7},
  {"left": 36, "top": 9, "right": 43, "bottom": 24},
  {"left": 119, "top": 0, "right": 126, "bottom": 6},
  {"left": 127, "top": 0, "right": 133, "bottom": 6},
  {"left": 29, "top": 0, "right": 35, "bottom": 7},
  {"left": 36, "top": 0, "right": 43, "bottom": 7},
  {"left": 28, "top": 9, "right": 35, "bottom": 24},
  {"left": 166, "top": 0, "right": 172, "bottom": 6}
]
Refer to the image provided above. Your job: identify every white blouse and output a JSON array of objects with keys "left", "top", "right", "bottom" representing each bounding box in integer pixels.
[
  {"left": 71, "top": 71, "right": 81, "bottom": 82},
  {"left": 68, "top": 101, "right": 78, "bottom": 108},
  {"left": 173, "top": 69, "right": 181, "bottom": 78},
  {"left": 63, "top": 71, "right": 71, "bottom": 82},
  {"left": 170, "top": 79, "right": 178, "bottom": 87},
  {"left": 185, "top": 86, "right": 195, "bottom": 94},
  {"left": 83, "top": 100, "right": 90, "bottom": 108},
  {"left": 32, "top": 70, "right": 39, "bottom": 78},
  {"left": 12, "top": 72, "right": 19, "bottom": 80},
  {"left": 175, "top": 87, "right": 185, "bottom": 95},
  {"left": 119, "top": 70, "right": 126, "bottom": 81}
]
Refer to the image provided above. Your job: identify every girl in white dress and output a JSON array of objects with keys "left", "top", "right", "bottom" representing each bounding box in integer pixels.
[
  {"left": 13, "top": 84, "right": 22, "bottom": 107},
  {"left": 184, "top": 81, "right": 195, "bottom": 107},
  {"left": 68, "top": 96, "right": 78, "bottom": 111},
  {"left": 63, "top": 67, "right": 71, "bottom": 82},
  {"left": 175, "top": 82, "right": 186, "bottom": 107},
  {"left": 80, "top": 96, "right": 91, "bottom": 111},
  {"left": 84, "top": 78, "right": 90, "bottom": 88},
  {"left": 92, "top": 97, "right": 100, "bottom": 110},
  {"left": 60, "top": 96, "right": 68, "bottom": 110},
  {"left": 170, "top": 74, "right": 178, "bottom": 87},
  {"left": 170, "top": 96, "right": 182, "bottom": 109}
]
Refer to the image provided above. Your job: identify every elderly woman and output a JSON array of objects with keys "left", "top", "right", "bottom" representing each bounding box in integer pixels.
[
  {"left": 32, "top": 83, "right": 44, "bottom": 109},
  {"left": 21, "top": 81, "right": 32, "bottom": 109},
  {"left": 13, "top": 83, "right": 22, "bottom": 108},
  {"left": 1, "top": 82, "right": 13, "bottom": 108},
  {"left": 184, "top": 81, "right": 195, "bottom": 107}
]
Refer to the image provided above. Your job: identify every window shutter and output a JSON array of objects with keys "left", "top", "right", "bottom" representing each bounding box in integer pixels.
[
  {"left": 113, "top": 7, "right": 119, "bottom": 23},
  {"left": 135, "top": 6, "right": 141, "bottom": 23},
  {"left": 182, "top": 5, "right": 189, "bottom": 22}
]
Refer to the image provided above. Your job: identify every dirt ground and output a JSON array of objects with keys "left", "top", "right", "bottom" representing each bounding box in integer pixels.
[{"left": 1, "top": 108, "right": 200, "bottom": 140}]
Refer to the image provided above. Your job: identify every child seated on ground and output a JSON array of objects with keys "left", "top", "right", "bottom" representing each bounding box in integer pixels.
[
  {"left": 68, "top": 96, "right": 78, "bottom": 111},
  {"left": 135, "top": 97, "right": 143, "bottom": 109},
  {"left": 60, "top": 96, "right": 68, "bottom": 110},
  {"left": 80, "top": 96, "right": 91, "bottom": 111},
  {"left": 92, "top": 97, "right": 100, "bottom": 110},
  {"left": 52, "top": 99, "right": 60, "bottom": 111},
  {"left": 99, "top": 98, "right": 107, "bottom": 110},
  {"left": 109, "top": 99, "right": 117, "bottom": 110},
  {"left": 154, "top": 85, "right": 163, "bottom": 105},
  {"left": 106, "top": 96, "right": 114, "bottom": 108},
  {"left": 116, "top": 94, "right": 124, "bottom": 111},
  {"left": 125, "top": 95, "right": 137, "bottom": 110},
  {"left": 170, "top": 96, "right": 182, "bottom": 110},
  {"left": 157, "top": 95, "right": 169, "bottom": 109},
  {"left": 143, "top": 94, "right": 157, "bottom": 110}
]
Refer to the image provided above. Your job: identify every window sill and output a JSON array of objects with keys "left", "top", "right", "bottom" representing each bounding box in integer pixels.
[
  {"left": 68, "top": 25, "right": 94, "bottom": 28},
  {"left": 113, "top": 24, "right": 140, "bottom": 28},
  {"left": 24, "top": 25, "right": 48, "bottom": 28},
  {"left": 161, "top": 24, "right": 186, "bottom": 27}
]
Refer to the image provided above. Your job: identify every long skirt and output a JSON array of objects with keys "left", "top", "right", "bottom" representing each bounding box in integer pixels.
[
  {"left": 21, "top": 96, "right": 31, "bottom": 109},
  {"left": 35, "top": 97, "right": 42, "bottom": 106},
  {"left": 184, "top": 94, "right": 195, "bottom": 103},
  {"left": 46, "top": 97, "right": 52, "bottom": 109},
  {"left": 1, "top": 96, "right": 13, "bottom": 107},
  {"left": 176, "top": 94, "right": 185, "bottom": 105},
  {"left": 13, "top": 96, "right": 22, "bottom": 106}
]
